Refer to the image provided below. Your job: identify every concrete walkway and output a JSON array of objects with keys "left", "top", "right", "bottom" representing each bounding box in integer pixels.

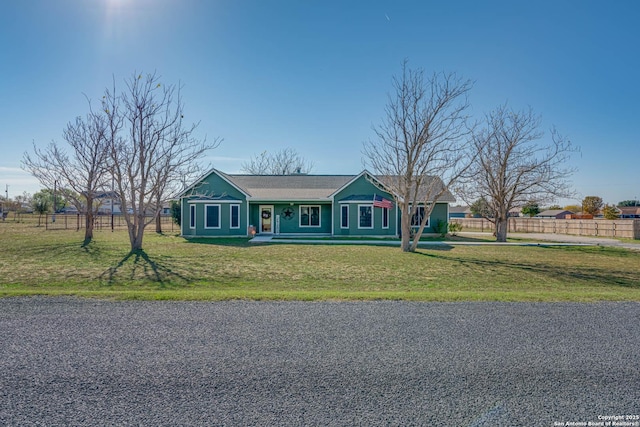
[
  {"left": 485, "top": 232, "right": 640, "bottom": 251},
  {"left": 250, "top": 232, "right": 640, "bottom": 250}
]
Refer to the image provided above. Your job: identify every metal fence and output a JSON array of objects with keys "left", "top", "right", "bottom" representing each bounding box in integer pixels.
[
  {"left": 44, "top": 213, "right": 176, "bottom": 232},
  {"left": 450, "top": 218, "right": 640, "bottom": 239}
]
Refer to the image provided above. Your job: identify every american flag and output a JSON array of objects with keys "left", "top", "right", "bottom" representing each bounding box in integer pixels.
[{"left": 373, "top": 194, "right": 393, "bottom": 209}]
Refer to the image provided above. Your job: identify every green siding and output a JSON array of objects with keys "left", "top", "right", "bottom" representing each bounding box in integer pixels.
[
  {"left": 181, "top": 171, "right": 248, "bottom": 237},
  {"left": 333, "top": 175, "right": 397, "bottom": 236},
  {"left": 410, "top": 202, "right": 449, "bottom": 233},
  {"left": 250, "top": 203, "right": 332, "bottom": 234}
]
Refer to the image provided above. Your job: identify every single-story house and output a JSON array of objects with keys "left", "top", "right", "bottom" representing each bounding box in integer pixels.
[
  {"left": 508, "top": 207, "right": 523, "bottom": 217},
  {"left": 448, "top": 206, "right": 520, "bottom": 219},
  {"left": 535, "top": 209, "right": 574, "bottom": 219},
  {"left": 618, "top": 207, "right": 640, "bottom": 219},
  {"left": 449, "top": 205, "right": 471, "bottom": 219},
  {"left": 178, "top": 169, "right": 454, "bottom": 238},
  {"left": 95, "top": 191, "right": 123, "bottom": 215}
]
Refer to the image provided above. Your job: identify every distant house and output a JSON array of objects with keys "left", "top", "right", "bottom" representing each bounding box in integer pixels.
[
  {"left": 160, "top": 203, "right": 171, "bottom": 216},
  {"left": 535, "top": 209, "right": 574, "bottom": 219},
  {"left": 178, "top": 169, "right": 455, "bottom": 238},
  {"left": 449, "top": 205, "right": 520, "bottom": 219},
  {"left": 95, "top": 191, "right": 123, "bottom": 214},
  {"left": 508, "top": 207, "right": 523, "bottom": 217},
  {"left": 618, "top": 207, "right": 640, "bottom": 219},
  {"left": 449, "top": 205, "right": 470, "bottom": 219}
]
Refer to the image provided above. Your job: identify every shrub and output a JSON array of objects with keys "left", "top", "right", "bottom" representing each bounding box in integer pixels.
[
  {"left": 435, "top": 219, "right": 449, "bottom": 237},
  {"left": 602, "top": 204, "right": 619, "bottom": 220},
  {"left": 449, "top": 222, "right": 463, "bottom": 236},
  {"left": 170, "top": 200, "right": 181, "bottom": 226}
]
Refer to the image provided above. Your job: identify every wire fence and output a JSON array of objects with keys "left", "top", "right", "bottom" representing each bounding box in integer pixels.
[{"left": 43, "top": 213, "right": 177, "bottom": 232}]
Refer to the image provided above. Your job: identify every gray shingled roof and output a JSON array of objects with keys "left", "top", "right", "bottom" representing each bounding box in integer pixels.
[
  {"left": 227, "top": 175, "right": 354, "bottom": 200},
  {"left": 535, "top": 209, "right": 574, "bottom": 217},
  {"left": 185, "top": 170, "right": 456, "bottom": 203},
  {"left": 374, "top": 175, "right": 456, "bottom": 203}
]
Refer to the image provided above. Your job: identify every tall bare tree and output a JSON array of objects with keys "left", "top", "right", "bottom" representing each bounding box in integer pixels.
[
  {"left": 462, "top": 105, "right": 577, "bottom": 242},
  {"left": 241, "top": 148, "right": 313, "bottom": 175},
  {"left": 149, "top": 125, "right": 216, "bottom": 233},
  {"left": 23, "top": 108, "right": 110, "bottom": 244},
  {"left": 363, "top": 61, "right": 475, "bottom": 252},
  {"left": 102, "top": 72, "right": 218, "bottom": 251}
]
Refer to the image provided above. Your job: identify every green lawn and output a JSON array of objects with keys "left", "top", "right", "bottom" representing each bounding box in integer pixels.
[{"left": 1, "top": 217, "right": 639, "bottom": 301}]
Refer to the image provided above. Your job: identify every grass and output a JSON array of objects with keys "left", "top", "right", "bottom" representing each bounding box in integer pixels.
[
  {"left": 271, "top": 234, "right": 498, "bottom": 242},
  {"left": 1, "top": 216, "right": 639, "bottom": 301}
]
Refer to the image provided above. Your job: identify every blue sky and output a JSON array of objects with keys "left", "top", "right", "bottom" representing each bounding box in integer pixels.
[{"left": 1, "top": 0, "right": 638, "bottom": 206}]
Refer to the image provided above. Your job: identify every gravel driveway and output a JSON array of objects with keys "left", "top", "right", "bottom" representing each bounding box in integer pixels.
[{"left": 1, "top": 298, "right": 638, "bottom": 426}]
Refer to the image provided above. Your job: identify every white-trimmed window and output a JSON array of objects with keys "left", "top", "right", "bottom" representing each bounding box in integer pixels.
[
  {"left": 340, "top": 205, "right": 349, "bottom": 229},
  {"left": 411, "top": 206, "right": 429, "bottom": 227},
  {"left": 189, "top": 204, "right": 196, "bottom": 229},
  {"left": 230, "top": 204, "right": 240, "bottom": 229},
  {"left": 382, "top": 207, "right": 389, "bottom": 229},
  {"left": 300, "top": 205, "right": 321, "bottom": 227},
  {"left": 358, "top": 205, "right": 373, "bottom": 229},
  {"left": 205, "top": 204, "right": 221, "bottom": 229}
]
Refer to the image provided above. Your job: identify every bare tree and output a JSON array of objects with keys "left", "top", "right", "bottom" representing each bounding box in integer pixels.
[
  {"left": 23, "top": 108, "right": 110, "bottom": 244},
  {"left": 102, "top": 72, "right": 218, "bottom": 251},
  {"left": 241, "top": 148, "right": 313, "bottom": 175},
  {"left": 150, "top": 128, "right": 216, "bottom": 233},
  {"left": 462, "top": 105, "right": 577, "bottom": 242},
  {"left": 363, "top": 61, "right": 475, "bottom": 252}
]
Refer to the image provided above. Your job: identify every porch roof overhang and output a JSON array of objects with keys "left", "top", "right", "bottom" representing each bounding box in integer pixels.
[
  {"left": 186, "top": 195, "right": 243, "bottom": 204},
  {"left": 338, "top": 194, "right": 378, "bottom": 203}
]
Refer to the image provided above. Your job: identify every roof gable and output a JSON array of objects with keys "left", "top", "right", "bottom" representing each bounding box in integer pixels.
[
  {"left": 178, "top": 168, "right": 250, "bottom": 199},
  {"left": 328, "top": 170, "right": 390, "bottom": 199},
  {"left": 373, "top": 175, "right": 456, "bottom": 203}
]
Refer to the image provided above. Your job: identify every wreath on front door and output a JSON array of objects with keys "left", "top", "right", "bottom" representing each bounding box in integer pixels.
[{"left": 261, "top": 211, "right": 271, "bottom": 219}]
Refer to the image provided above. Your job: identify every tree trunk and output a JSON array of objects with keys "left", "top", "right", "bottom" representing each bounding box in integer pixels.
[
  {"left": 131, "top": 232, "right": 144, "bottom": 251},
  {"left": 155, "top": 213, "right": 162, "bottom": 233},
  {"left": 495, "top": 217, "right": 508, "bottom": 242},
  {"left": 400, "top": 211, "right": 413, "bottom": 252},
  {"left": 84, "top": 198, "right": 95, "bottom": 244},
  {"left": 410, "top": 206, "right": 433, "bottom": 252},
  {"left": 128, "top": 214, "right": 146, "bottom": 251}
]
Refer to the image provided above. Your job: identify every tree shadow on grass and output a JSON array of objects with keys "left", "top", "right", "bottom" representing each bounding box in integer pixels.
[
  {"left": 414, "top": 243, "right": 454, "bottom": 251},
  {"left": 414, "top": 246, "right": 640, "bottom": 288},
  {"left": 81, "top": 236, "right": 94, "bottom": 250},
  {"left": 184, "top": 237, "right": 252, "bottom": 248},
  {"left": 100, "top": 249, "right": 193, "bottom": 286}
]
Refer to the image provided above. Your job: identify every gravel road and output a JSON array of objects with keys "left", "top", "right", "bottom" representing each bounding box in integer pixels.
[{"left": 1, "top": 298, "right": 638, "bottom": 426}]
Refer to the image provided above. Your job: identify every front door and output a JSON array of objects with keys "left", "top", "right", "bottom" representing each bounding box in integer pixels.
[{"left": 260, "top": 205, "right": 274, "bottom": 233}]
